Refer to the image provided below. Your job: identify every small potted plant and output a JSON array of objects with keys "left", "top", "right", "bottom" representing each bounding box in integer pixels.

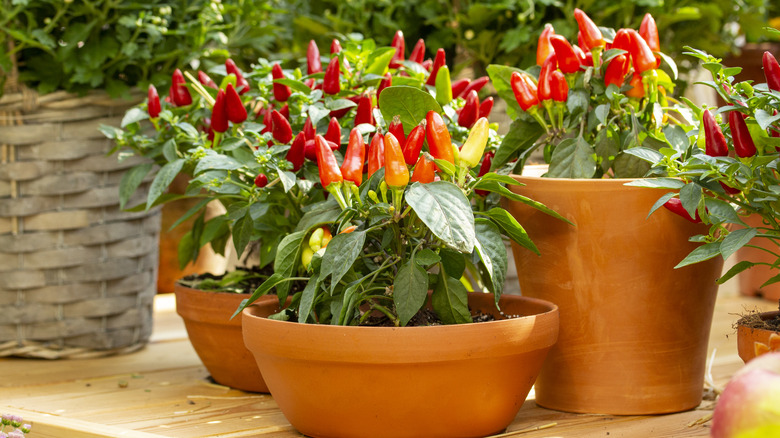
[
  {"left": 627, "top": 33, "right": 780, "bottom": 365},
  {"left": 107, "top": 31, "right": 510, "bottom": 392},
  {"left": 237, "top": 102, "right": 562, "bottom": 437},
  {"left": 486, "top": 10, "right": 724, "bottom": 414}
]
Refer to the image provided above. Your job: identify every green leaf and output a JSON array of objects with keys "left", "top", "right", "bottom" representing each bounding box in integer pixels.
[
  {"left": 232, "top": 273, "right": 288, "bottom": 319},
  {"left": 473, "top": 219, "right": 507, "bottom": 305},
  {"left": 414, "top": 249, "right": 441, "bottom": 266},
  {"left": 177, "top": 231, "right": 196, "bottom": 270},
  {"left": 297, "top": 273, "right": 320, "bottom": 324},
  {"left": 624, "top": 178, "right": 685, "bottom": 189},
  {"left": 378, "top": 86, "right": 442, "bottom": 133},
  {"left": 663, "top": 124, "right": 690, "bottom": 152},
  {"left": 274, "top": 78, "right": 312, "bottom": 94},
  {"left": 675, "top": 241, "right": 722, "bottom": 268},
  {"left": 274, "top": 230, "right": 306, "bottom": 302},
  {"left": 647, "top": 192, "right": 676, "bottom": 218},
  {"left": 679, "top": 183, "right": 702, "bottom": 219},
  {"left": 439, "top": 248, "right": 466, "bottom": 278},
  {"left": 365, "top": 47, "right": 397, "bottom": 76},
  {"left": 406, "top": 182, "right": 476, "bottom": 252},
  {"left": 321, "top": 231, "right": 366, "bottom": 292},
  {"left": 121, "top": 107, "right": 148, "bottom": 127},
  {"left": 623, "top": 146, "right": 665, "bottom": 164},
  {"left": 547, "top": 137, "right": 597, "bottom": 178},
  {"left": 232, "top": 211, "right": 255, "bottom": 259},
  {"left": 433, "top": 158, "right": 457, "bottom": 177},
  {"left": 594, "top": 126, "right": 619, "bottom": 173},
  {"left": 394, "top": 260, "right": 429, "bottom": 326},
  {"left": 162, "top": 139, "right": 178, "bottom": 163},
  {"left": 169, "top": 198, "right": 212, "bottom": 232},
  {"left": 337, "top": 282, "right": 361, "bottom": 325},
  {"left": 277, "top": 169, "right": 296, "bottom": 193},
  {"left": 720, "top": 228, "right": 758, "bottom": 260},
  {"left": 491, "top": 119, "right": 545, "bottom": 170},
  {"left": 431, "top": 271, "right": 472, "bottom": 325},
  {"left": 295, "top": 200, "right": 341, "bottom": 232},
  {"left": 480, "top": 208, "right": 539, "bottom": 255},
  {"left": 717, "top": 261, "right": 755, "bottom": 284},
  {"left": 477, "top": 172, "right": 523, "bottom": 186},
  {"left": 472, "top": 181, "right": 572, "bottom": 225},
  {"left": 118, "top": 163, "right": 153, "bottom": 209},
  {"left": 194, "top": 154, "right": 242, "bottom": 174},
  {"left": 146, "top": 159, "right": 184, "bottom": 209}
]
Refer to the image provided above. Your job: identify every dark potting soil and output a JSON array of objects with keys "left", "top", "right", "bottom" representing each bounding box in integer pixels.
[
  {"left": 360, "top": 308, "right": 497, "bottom": 327},
  {"left": 738, "top": 301, "right": 780, "bottom": 331}
]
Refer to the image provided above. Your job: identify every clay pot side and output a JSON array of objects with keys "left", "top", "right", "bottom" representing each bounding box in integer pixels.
[
  {"left": 505, "top": 175, "right": 724, "bottom": 415},
  {"left": 242, "top": 293, "right": 559, "bottom": 438},
  {"left": 738, "top": 311, "right": 780, "bottom": 363},
  {"left": 174, "top": 283, "right": 272, "bottom": 392},
  {"left": 736, "top": 214, "right": 780, "bottom": 302}
]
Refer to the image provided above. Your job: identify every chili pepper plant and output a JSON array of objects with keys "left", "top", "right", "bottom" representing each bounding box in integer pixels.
[
  {"left": 625, "top": 32, "right": 780, "bottom": 286},
  {"left": 105, "top": 32, "right": 512, "bottom": 297},
  {"left": 486, "top": 10, "right": 690, "bottom": 179}
]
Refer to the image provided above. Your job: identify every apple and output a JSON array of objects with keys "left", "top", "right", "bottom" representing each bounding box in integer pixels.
[{"left": 711, "top": 352, "right": 780, "bottom": 437}]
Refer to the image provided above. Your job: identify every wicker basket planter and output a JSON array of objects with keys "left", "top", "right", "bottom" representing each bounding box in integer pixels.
[{"left": 0, "top": 87, "right": 160, "bottom": 359}]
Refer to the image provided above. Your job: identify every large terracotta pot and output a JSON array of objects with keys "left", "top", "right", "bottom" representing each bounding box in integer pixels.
[
  {"left": 505, "top": 175, "right": 724, "bottom": 415},
  {"left": 174, "top": 283, "right": 272, "bottom": 392},
  {"left": 736, "top": 214, "right": 780, "bottom": 302},
  {"left": 737, "top": 311, "right": 780, "bottom": 363},
  {"left": 242, "top": 293, "right": 559, "bottom": 438}
]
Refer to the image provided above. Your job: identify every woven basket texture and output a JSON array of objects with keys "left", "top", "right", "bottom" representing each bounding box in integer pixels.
[{"left": 0, "top": 79, "right": 160, "bottom": 359}]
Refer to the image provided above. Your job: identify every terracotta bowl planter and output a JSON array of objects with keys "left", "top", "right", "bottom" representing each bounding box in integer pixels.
[
  {"left": 174, "top": 283, "right": 272, "bottom": 392},
  {"left": 242, "top": 292, "right": 559, "bottom": 438},
  {"left": 505, "top": 175, "right": 724, "bottom": 415},
  {"left": 737, "top": 311, "right": 780, "bottom": 363},
  {"left": 736, "top": 214, "right": 780, "bottom": 302}
]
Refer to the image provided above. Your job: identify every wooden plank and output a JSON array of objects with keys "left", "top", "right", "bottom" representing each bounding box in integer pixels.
[{"left": 0, "top": 407, "right": 166, "bottom": 438}]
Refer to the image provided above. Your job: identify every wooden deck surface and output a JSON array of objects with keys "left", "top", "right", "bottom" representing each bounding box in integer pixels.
[{"left": 2, "top": 273, "right": 777, "bottom": 438}]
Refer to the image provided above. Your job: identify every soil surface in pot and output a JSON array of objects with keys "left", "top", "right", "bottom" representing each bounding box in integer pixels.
[
  {"left": 178, "top": 265, "right": 304, "bottom": 295},
  {"left": 738, "top": 302, "right": 780, "bottom": 331},
  {"left": 362, "top": 308, "right": 497, "bottom": 327}
]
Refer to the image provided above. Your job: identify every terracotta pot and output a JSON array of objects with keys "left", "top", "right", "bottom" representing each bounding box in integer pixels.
[
  {"left": 505, "top": 175, "right": 724, "bottom": 415},
  {"left": 736, "top": 214, "right": 780, "bottom": 302},
  {"left": 737, "top": 311, "right": 780, "bottom": 363},
  {"left": 174, "top": 282, "right": 272, "bottom": 392},
  {"left": 242, "top": 293, "right": 559, "bottom": 438}
]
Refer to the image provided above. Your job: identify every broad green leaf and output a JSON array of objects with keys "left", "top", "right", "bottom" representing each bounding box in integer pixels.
[
  {"left": 647, "top": 192, "right": 676, "bottom": 218},
  {"left": 274, "top": 231, "right": 306, "bottom": 302},
  {"left": 663, "top": 124, "right": 690, "bottom": 152},
  {"left": 612, "top": 151, "right": 651, "bottom": 178},
  {"left": 547, "top": 137, "right": 597, "bottom": 178},
  {"left": 121, "top": 107, "right": 148, "bottom": 127},
  {"left": 169, "top": 198, "right": 212, "bottom": 231},
  {"left": 433, "top": 158, "right": 457, "bottom": 176},
  {"left": 194, "top": 154, "right": 242, "bottom": 174},
  {"left": 378, "top": 86, "right": 442, "bottom": 133},
  {"left": 232, "top": 273, "right": 288, "bottom": 318},
  {"left": 337, "top": 282, "right": 361, "bottom": 325},
  {"left": 431, "top": 271, "right": 472, "bottom": 325},
  {"left": 720, "top": 228, "right": 758, "bottom": 260},
  {"left": 479, "top": 208, "right": 539, "bottom": 255},
  {"left": 755, "top": 109, "right": 780, "bottom": 131},
  {"left": 414, "top": 248, "right": 441, "bottom": 266},
  {"left": 277, "top": 168, "right": 296, "bottom": 192},
  {"left": 162, "top": 138, "right": 178, "bottom": 163},
  {"left": 176, "top": 122, "right": 199, "bottom": 138},
  {"left": 365, "top": 47, "right": 397, "bottom": 76},
  {"left": 274, "top": 78, "right": 312, "bottom": 94},
  {"left": 295, "top": 200, "right": 341, "bottom": 232},
  {"left": 477, "top": 172, "right": 523, "bottom": 186},
  {"left": 439, "top": 248, "right": 466, "bottom": 278},
  {"left": 679, "top": 183, "right": 702, "bottom": 219},
  {"left": 321, "top": 231, "right": 366, "bottom": 292},
  {"left": 298, "top": 273, "right": 320, "bottom": 324},
  {"left": 704, "top": 198, "right": 744, "bottom": 225},
  {"left": 232, "top": 211, "right": 254, "bottom": 259},
  {"left": 177, "top": 230, "right": 196, "bottom": 270},
  {"left": 473, "top": 219, "right": 507, "bottom": 305},
  {"left": 146, "top": 159, "right": 184, "bottom": 209},
  {"left": 623, "top": 146, "right": 665, "bottom": 164},
  {"left": 594, "top": 126, "right": 619, "bottom": 173},
  {"left": 119, "top": 163, "right": 153, "bottom": 209},
  {"left": 394, "top": 260, "right": 429, "bottom": 326},
  {"left": 675, "top": 241, "right": 722, "bottom": 268},
  {"left": 491, "top": 119, "right": 545, "bottom": 170},
  {"left": 472, "top": 181, "right": 573, "bottom": 225},
  {"left": 624, "top": 178, "right": 685, "bottom": 189},
  {"left": 406, "top": 182, "right": 476, "bottom": 252}
]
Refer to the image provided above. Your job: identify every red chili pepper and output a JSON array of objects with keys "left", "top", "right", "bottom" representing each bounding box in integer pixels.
[
  {"left": 729, "top": 110, "right": 757, "bottom": 158},
  {"left": 627, "top": 29, "right": 656, "bottom": 74},
  {"left": 421, "top": 59, "right": 433, "bottom": 71},
  {"left": 426, "top": 48, "right": 447, "bottom": 86},
  {"left": 225, "top": 83, "right": 247, "bottom": 124},
  {"left": 323, "top": 56, "right": 341, "bottom": 95},
  {"left": 763, "top": 52, "right": 780, "bottom": 92},
  {"left": 625, "top": 73, "right": 645, "bottom": 98},
  {"left": 389, "top": 116, "right": 406, "bottom": 146},
  {"left": 271, "top": 110, "right": 293, "bottom": 144},
  {"left": 639, "top": 13, "right": 660, "bottom": 52},
  {"left": 425, "top": 111, "right": 454, "bottom": 163},
  {"left": 272, "top": 63, "right": 291, "bottom": 102},
  {"left": 538, "top": 55, "right": 558, "bottom": 101},
  {"left": 367, "top": 132, "right": 385, "bottom": 179},
  {"left": 772, "top": 110, "right": 780, "bottom": 140},
  {"left": 577, "top": 31, "right": 590, "bottom": 53},
  {"left": 354, "top": 94, "right": 374, "bottom": 127},
  {"left": 384, "top": 133, "right": 409, "bottom": 188},
  {"left": 604, "top": 54, "right": 630, "bottom": 88},
  {"left": 147, "top": 84, "right": 161, "bottom": 118},
  {"left": 169, "top": 69, "right": 192, "bottom": 106},
  {"left": 474, "top": 151, "right": 494, "bottom": 196},
  {"left": 451, "top": 78, "right": 470, "bottom": 99},
  {"left": 254, "top": 174, "right": 268, "bottom": 188},
  {"left": 537, "top": 24, "right": 555, "bottom": 66},
  {"left": 663, "top": 198, "right": 702, "bottom": 223},
  {"left": 304, "top": 139, "right": 317, "bottom": 161},
  {"left": 321, "top": 117, "right": 341, "bottom": 147},
  {"left": 702, "top": 110, "right": 729, "bottom": 157},
  {"left": 479, "top": 96, "right": 494, "bottom": 119},
  {"left": 510, "top": 71, "right": 539, "bottom": 111},
  {"left": 331, "top": 39, "right": 342, "bottom": 54},
  {"left": 611, "top": 29, "right": 632, "bottom": 52},
  {"left": 279, "top": 104, "right": 290, "bottom": 120},
  {"left": 225, "top": 59, "right": 250, "bottom": 94},
  {"left": 410, "top": 38, "right": 425, "bottom": 64},
  {"left": 259, "top": 106, "right": 272, "bottom": 134},
  {"left": 549, "top": 35, "right": 580, "bottom": 74},
  {"left": 458, "top": 90, "right": 479, "bottom": 128},
  {"left": 211, "top": 89, "right": 228, "bottom": 133},
  {"left": 390, "top": 30, "right": 405, "bottom": 69},
  {"left": 550, "top": 71, "right": 568, "bottom": 102},
  {"left": 303, "top": 118, "right": 316, "bottom": 140},
  {"left": 402, "top": 122, "right": 425, "bottom": 165},
  {"left": 377, "top": 72, "right": 392, "bottom": 100},
  {"left": 410, "top": 153, "right": 435, "bottom": 184},
  {"left": 287, "top": 132, "right": 306, "bottom": 171},
  {"left": 341, "top": 128, "right": 366, "bottom": 186},
  {"left": 573, "top": 45, "right": 588, "bottom": 70},
  {"left": 460, "top": 76, "right": 489, "bottom": 98},
  {"left": 573, "top": 9, "right": 605, "bottom": 49},
  {"left": 197, "top": 71, "right": 217, "bottom": 89},
  {"left": 307, "top": 40, "right": 322, "bottom": 75},
  {"left": 315, "top": 135, "right": 343, "bottom": 188}
]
